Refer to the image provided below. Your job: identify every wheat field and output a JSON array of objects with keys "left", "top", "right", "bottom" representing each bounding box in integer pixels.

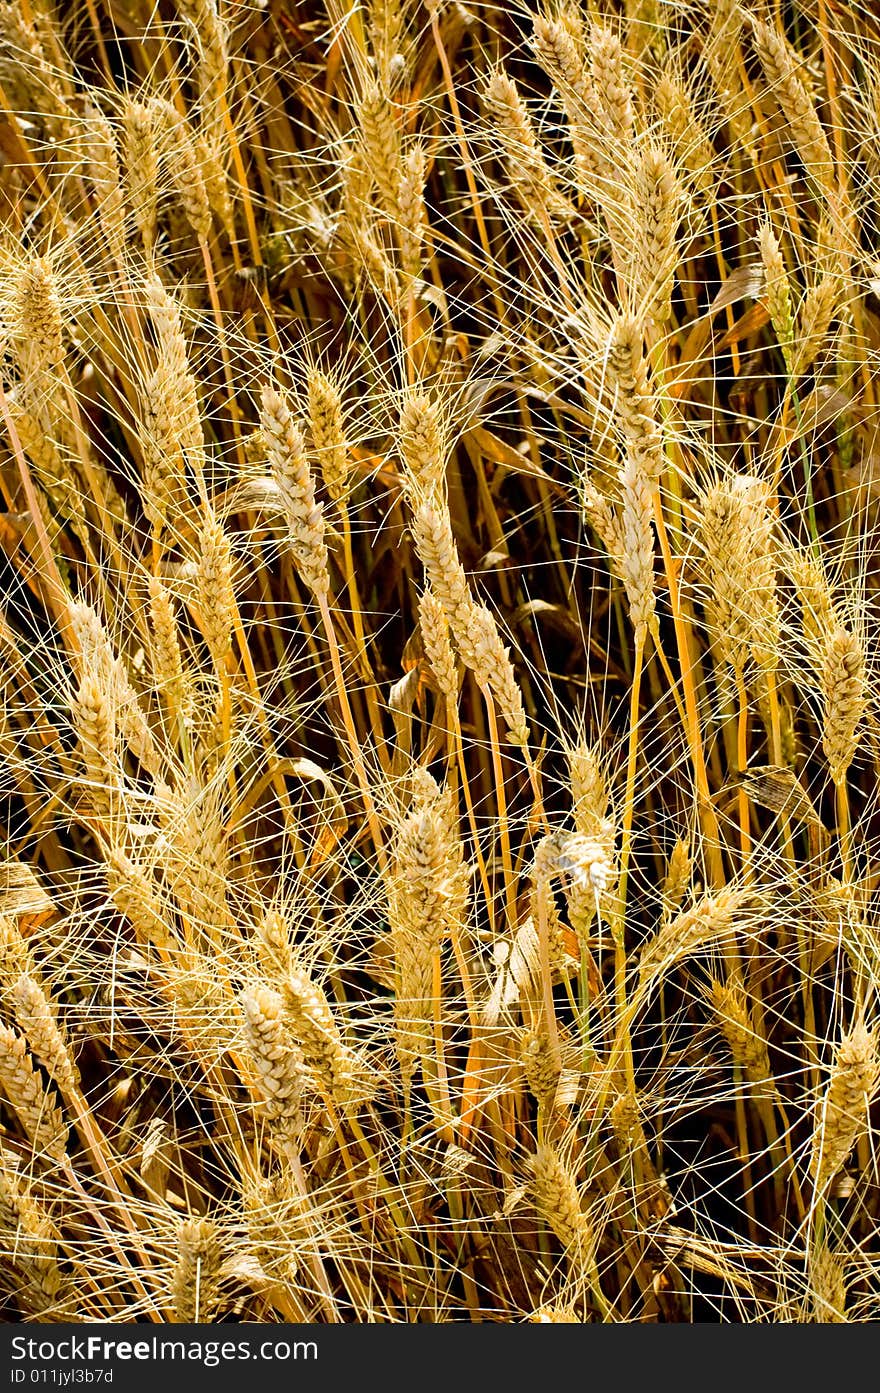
[{"left": 0, "top": 0, "right": 879, "bottom": 1323}]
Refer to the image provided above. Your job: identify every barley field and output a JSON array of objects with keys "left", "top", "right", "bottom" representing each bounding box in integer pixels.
[{"left": 0, "top": 0, "right": 879, "bottom": 1324}]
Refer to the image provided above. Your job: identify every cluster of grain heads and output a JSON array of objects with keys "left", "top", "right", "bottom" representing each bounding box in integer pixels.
[
  {"left": 307, "top": 367, "right": 349, "bottom": 505},
  {"left": 811, "top": 1021, "right": 879, "bottom": 1193},
  {"left": 758, "top": 223, "right": 795, "bottom": 370},
  {"left": 0, "top": 1148, "right": 65, "bottom": 1317},
  {"left": 750, "top": 16, "right": 836, "bottom": 198},
  {"left": 564, "top": 743, "right": 618, "bottom": 942},
  {"left": 82, "top": 102, "right": 126, "bottom": 263},
  {"left": 696, "top": 473, "right": 779, "bottom": 677},
  {"left": 240, "top": 983, "right": 305, "bottom": 1138},
  {"left": 282, "top": 967, "right": 370, "bottom": 1111},
  {"left": 821, "top": 626, "right": 866, "bottom": 787},
  {"left": 484, "top": 69, "right": 571, "bottom": 222},
  {"left": 1, "top": 0, "right": 880, "bottom": 1324},
  {"left": 123, "top": 100, "right": 159, "bottom": 248},
  {"left": 705, "top": 976, "right": 771, "bottom": 1087},
  {"left": 260, "top": 382, "right": 330, "bottom": 599},
  {"left": 195, "top": 512, "right": 237, "bottom": 669},
  {"left": 171, "top": 1216, "right": 223, "bottom": 1322},
  {"left": 386, "top": 776, "right": 468, "bottom": 1090},
  {"left": 10, "top": 255, "right": 64, "bottom": 384},
  {"left": 637, "top": 888, "right": 753, "bottom": 994},
  {"left": 11, "top": 975, "right": 79, "bottom": 1096},
  {"left": 0, "top": 1027, "right": 68, "bottom": 1163},
  {"left": 139, "top": 276, "right": 205, "bottom": 527}
]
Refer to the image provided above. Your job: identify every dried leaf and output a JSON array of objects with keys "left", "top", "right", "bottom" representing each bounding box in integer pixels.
[{"left": 739, "top": 765, "right": 824, "bottom": 827}]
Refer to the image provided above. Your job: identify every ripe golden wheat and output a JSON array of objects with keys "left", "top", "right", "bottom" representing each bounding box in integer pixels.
[{"left": 0, "top": 0, "right": 880, "bottom": 1324}]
